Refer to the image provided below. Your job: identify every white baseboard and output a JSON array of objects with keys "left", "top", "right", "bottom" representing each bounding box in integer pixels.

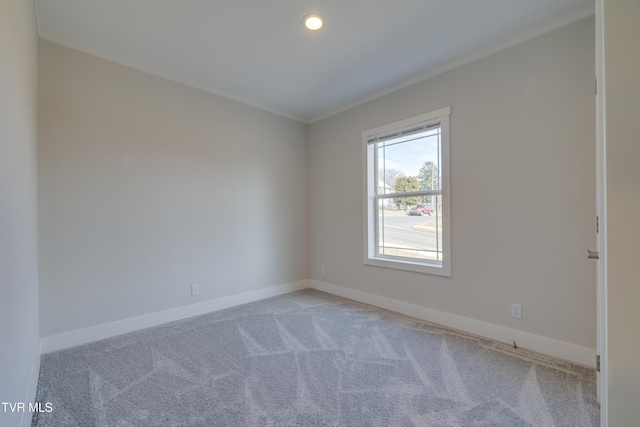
[
  {"left": 39, "top": 278, "right": 595, "bottom": 368},
  {"left": 40, "top": 280, "right": 308, "bottom": 354},
  {"left": 20, "top": 340, "right": 41, "bottom": 427},
  {"left": 309, "top": 279, "right": 596, "bottom": 368}
]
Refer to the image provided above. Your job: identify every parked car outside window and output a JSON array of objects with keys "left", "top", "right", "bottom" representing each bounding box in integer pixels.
[{"left": 408, "top": 204, "right": 433, "bottom": 216}]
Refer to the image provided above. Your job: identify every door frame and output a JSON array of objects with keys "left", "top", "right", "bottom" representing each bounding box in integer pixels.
[{"left": 595, "top": 0, "right": 608, "bottom": 424}]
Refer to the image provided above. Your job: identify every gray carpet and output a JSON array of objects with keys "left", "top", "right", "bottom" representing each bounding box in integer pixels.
[{"left": 32, "top": 289, "right": 599, "bottom": 426}]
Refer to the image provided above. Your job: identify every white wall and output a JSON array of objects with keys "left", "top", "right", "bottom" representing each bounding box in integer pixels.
[
  {"left": 603, "top": 0, "right": 640, "bottom": 423},
  {"left": 309, "top": 18, "right": 596, "bottom": 351},
  {"left": 0, "top": 0, "right": 40, "bottom": 426},
  {"left": 38, "top": 41, "right": 309, "bottom": 337}
]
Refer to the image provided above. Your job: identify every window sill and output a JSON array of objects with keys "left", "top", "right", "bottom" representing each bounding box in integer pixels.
[{"left": 365, "top": 256, "right": 451, "bottom": 277}]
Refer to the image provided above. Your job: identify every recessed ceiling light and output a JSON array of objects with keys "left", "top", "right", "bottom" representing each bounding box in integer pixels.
[{"left": 303, "top": 14, "right": 324, "bottom": 31}]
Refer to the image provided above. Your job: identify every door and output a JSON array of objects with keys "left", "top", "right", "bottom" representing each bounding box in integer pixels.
[{"left": 594, "top": 0, "right": 608, "bottom": 423}]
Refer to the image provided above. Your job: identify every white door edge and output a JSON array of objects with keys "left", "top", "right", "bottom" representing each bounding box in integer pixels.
[{"left": 595, "top": 0, "right": 608, "bottom": 424}]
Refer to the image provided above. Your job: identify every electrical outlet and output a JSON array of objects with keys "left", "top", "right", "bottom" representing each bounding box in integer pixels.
[
  {"left": 191, "top": 284, "right": 199, "bottom": 296},
  {"left": 511, "top": 303, "right": 522, "bottom": 319},
  {"left": 320, "top": 267, "right": 326, "bottom": 276}
]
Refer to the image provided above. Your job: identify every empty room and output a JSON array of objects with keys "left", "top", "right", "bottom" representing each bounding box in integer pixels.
[{"left": 2, "top": 0, "right": 639, "bottom": 426}]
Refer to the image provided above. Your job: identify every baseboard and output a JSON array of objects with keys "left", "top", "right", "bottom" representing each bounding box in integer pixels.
[
  {"left": 20, "top": 340, "right": 41, "bottom": 427},
  {"left": 40, "top": 280, "right": 308, "bottom": 354},
  {"left": 39, "top": 278, "right": 595, "bottom": 368},
  {"left": 309, "top": 279, "right": 596, "bottom": 368}
]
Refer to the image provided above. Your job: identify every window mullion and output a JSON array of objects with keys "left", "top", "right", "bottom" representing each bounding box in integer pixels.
[
  {"left": 375, "top": 143, "right": 381, "bottom": 257},
  {"left": 383, "top": 190, "right": 441, "bottom": 199}
]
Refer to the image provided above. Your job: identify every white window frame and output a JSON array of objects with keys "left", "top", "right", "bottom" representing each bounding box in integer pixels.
[{"left": 363, "top": 107, "right": 451, "bottom": 276}]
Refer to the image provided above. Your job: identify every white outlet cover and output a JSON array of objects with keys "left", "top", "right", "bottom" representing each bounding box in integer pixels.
[
  {"left": 511, "top": 303, "right": 522, "bottom": 319},
  {"left": 191, "top": 284, "right": 199, "bottom": 296}
]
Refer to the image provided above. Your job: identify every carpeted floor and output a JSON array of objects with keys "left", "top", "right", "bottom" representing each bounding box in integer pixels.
[{"left": 32, "top": 289, "right": 599, "bottom": 426}]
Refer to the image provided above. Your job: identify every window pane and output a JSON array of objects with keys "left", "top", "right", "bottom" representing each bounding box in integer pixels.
[
  {"left": 432, "top": 194, "right": 443, "bottom": 261},
  {"left": 377, "top": 128, "right": 441, "bottom": 197},
  {"left": 378, "top": 198, "right": 442, "bottom": 261},
  {"left": 376, "top": 127, "right": 442, "bottom": 262}
]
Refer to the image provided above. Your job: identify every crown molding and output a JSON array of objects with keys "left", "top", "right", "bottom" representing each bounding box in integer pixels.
[{"left": 309, "top": 4, "right": 595, "bottom": 124}]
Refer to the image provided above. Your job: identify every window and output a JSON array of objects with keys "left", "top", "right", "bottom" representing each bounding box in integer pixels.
[{"left": 363, "top": 107, "right": 451, "bottom": 276}]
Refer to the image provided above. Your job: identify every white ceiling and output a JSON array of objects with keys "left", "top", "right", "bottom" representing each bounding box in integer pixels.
[{"left": 35, "top": 0, "right": 594, "bottom": 123}]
